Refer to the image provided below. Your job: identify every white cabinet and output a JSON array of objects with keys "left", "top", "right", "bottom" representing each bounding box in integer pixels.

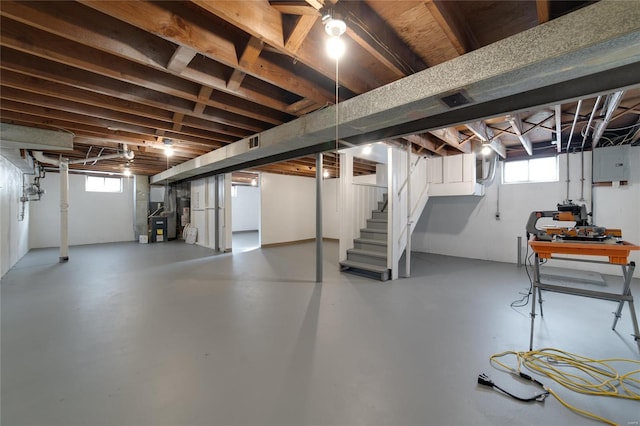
[{"left": 427, "top": 153, "right": 484, "bottom": 196}]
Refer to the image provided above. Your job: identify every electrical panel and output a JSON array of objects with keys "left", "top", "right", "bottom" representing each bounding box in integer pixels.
[{"left": 592, "top": 145, "right": 630, "bottom": 183}]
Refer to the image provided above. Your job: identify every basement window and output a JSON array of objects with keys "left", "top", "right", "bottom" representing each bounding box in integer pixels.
[
  {"left": 85, "top": 176, "right": 123, "bottom": 193},
  {"left": 503, "top": 156, "right": 558, "bottom": 184}
]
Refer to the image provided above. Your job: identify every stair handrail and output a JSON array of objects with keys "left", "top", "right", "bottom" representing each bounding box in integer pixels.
[
  {"left": 352, "top": 183, "right": 387, "bottom": 189},
  {"left": 397, "top": 156, "right": 424, "bottom": 196}
]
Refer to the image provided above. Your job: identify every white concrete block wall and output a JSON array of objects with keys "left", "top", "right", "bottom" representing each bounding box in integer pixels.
[
  {"left": 413, "top": 149, "right": 640, "bottom": 277},
  {"left": 232, "top": 185, "right": 260, "bottom": 232},
  {"left": 1, "top": 157, "right": 30, "bottom": 277},
  {"left": 260, "top": 173, "right": 315, "bottom": 245},
  {"left": 29, "top": 172, "right": 135, "bottom": 248}
]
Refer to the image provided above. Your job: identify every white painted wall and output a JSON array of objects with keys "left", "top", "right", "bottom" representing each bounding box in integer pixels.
[
  {"left": 324, "top": 174, "right": 379, "bottom": 241},
  {"left": 232, "top": 185, "right": 260, "bottom": 231},
  {"left": 1, "top": 157, "right": 30, "bottom": 277},
  {"left": 413, "top": 149, "right": 640, "bottom": 277},
  {"left": 260, "top": 173, "right": 316, "bottom": 245},
  {"left": 29, "top": 173, "right": 135, "bottom": 248}
]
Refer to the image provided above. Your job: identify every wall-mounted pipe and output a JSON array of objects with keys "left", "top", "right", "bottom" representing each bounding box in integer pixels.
[
  {"left": 33, "top": 148, "right": 134, "bottom": 166},
  {"left": 69, "top": 149, "right": 134, "bottom": 164},
  {"left": 32, "top": 150, "right": 60, "bottom": 166}
]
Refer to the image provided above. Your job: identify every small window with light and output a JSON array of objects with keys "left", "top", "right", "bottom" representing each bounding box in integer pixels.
[
  {"left": 85, "top": 176, "right": 123, "bottom": 193},
  {"left": 503, "top": 156, "right": 558, "bottom": 184}
]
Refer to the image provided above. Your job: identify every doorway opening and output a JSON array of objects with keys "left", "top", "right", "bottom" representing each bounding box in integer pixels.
[{"left": 231, "top": 171, "right": 261, "bottom": 252}]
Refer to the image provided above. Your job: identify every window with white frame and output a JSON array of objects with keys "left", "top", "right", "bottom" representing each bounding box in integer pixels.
[
  {"left": 503, "top": 156, "right": 558, "bottom": 184},
  {"left": 85, "top": 176, "right": 123, "bottom": 192}
]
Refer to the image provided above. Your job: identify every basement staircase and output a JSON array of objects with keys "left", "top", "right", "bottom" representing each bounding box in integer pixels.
[{"left": 340, "top": 193, "right": 390, "bottom": 281}]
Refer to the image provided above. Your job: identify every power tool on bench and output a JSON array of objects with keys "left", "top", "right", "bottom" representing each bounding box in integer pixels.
[{"left": 526, "top": 201, "right": 622, "bottom": 242}]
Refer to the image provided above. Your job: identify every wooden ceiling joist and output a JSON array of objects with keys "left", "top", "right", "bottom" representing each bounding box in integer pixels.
[
  {"left": 80, "top": 0, "right": 337, "bottom": 105},
  {"left": 167, "top": 45, "right": 198, "bottom": 74},
  {"left": 337, "top": 2, "right": 427, "bottom": 77}
]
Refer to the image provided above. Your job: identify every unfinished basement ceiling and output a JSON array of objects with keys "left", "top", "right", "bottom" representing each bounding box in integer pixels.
[{"left": 1, "top": 1, "right": 639, "bottom": 180}]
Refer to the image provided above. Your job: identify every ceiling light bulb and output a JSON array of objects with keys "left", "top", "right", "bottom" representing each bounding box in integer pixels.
[
  {"left": 164, "top": 146, "right": 174, "bottom": 157},
  {"left": 323, "top": 169, "right": 330, "bottom": 178},
  {"left": 326, "top": 36, "right": 345, "bottom": 60},
  {"left": 362, "top": 145, "right": 372, "bottom": 155},
  {"left": 481, "top": 144, "right": 492, "bottom": 156},
  {"left": 251, "top": 178, "right": 257, "bottom": 186},
  {"left": 324, "top": 17, "right": 346, "bottom": 37},
  {"left": 123, "top": 165, "right": 132, "bottom": 177}
]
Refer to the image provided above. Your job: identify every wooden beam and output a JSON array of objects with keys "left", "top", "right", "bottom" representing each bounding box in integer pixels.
[
  {"left": 227, "top": 36, "right": 264, "bottom": 91},
  {"left": 401, "top": 134, "right": 448, "bottom": 156},
  {"left": 193, "top": 86, "right": 214, "bottom": 115},
  {"left": 0, "top": 0, "right": 296, "bottom": 115},
  {"left": 427, "top": 128, "right": 470, "bottom": 153},
  {"left": 536, "top": 0, "right": 551, "bottom": 24},
  {"left": 424, "top": 0, "right": 479, "bottom": 55},
  {"left": 191, "top": 0, "right": 372, "bottom": 95},
  {"left": 0, "top": 51, "right": 267, "bottom": 133},
  {"left": 226, "top": 70, "right": 246, "bottom": 92},
  {"left": 465, "top": 121, "right": 506, "bottom": 158},
  {"left": 80, "top": 0, "right": 336, "bottom": 105},
  {"left": 506, "top": 114, "right": 533, "bottom": 155},
  {"left": 592, "top": 90, "right": 625, "bottom": 148},
  {"left": 286, "top": 98, "right": 317, "bottom": 114},
  {"left": 270, "top": 1, "right": 320, "bottom": 16},
  {"left": 285, "top": 15, "right": 318, "bottom": 53},
  {"left": 0, "top": 19, "right": 288, "bottom": 125},
  {"left": 337, "top": 2, "right": 427, "bottom": 77},
  {"left": 1, "top": 87, "right": 236, "bottom": 145},
  {"left": 172, "top": 112, "right": 184, "bottom": 132},
  {"left": 555, "top": 104, "right": 563, "bottom": 152},
  {"left": 166, "top": 45, "right": 197, "bottom": 74}
]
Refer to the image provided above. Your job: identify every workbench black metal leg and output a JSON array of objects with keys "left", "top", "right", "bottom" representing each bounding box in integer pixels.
[
  {"left": 612, "top": 263, "right": 633, "bottom": 330},
  {"left": 530, "top": 282, "right": 537, "bottom": 351},
  {"left": 529, "top": 253, "right": 541, "bottom": 351},
  {"left": 538, "top": 287, "right": 544, "bottom": 317},
  {"left": 628, "top": 298, "right": 640, "bottom": 352}
]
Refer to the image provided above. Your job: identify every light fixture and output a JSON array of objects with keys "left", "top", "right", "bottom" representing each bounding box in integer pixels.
[
  {"left": 323, "top": 10, "right": 346, "bottom": 60},
  {"left": 123, "top": 163, "right": 132, "bottom": 177},
  {"left": 326, "top": 36, "right": 345, "bottom": 60},
  {"left": 322, "top": 11, "right": 346, "bottom": 37},
  {"left": 481, "top": 144, "right": 493, "bottom": 156},
  {"left": 323, "top": 169, "right": 330, "bottom": 178},
  {"left": 163, "top": 138, "right": 174, "bottom": 157},
  {"left": 251, "top": 178, "right": 257, "bottom": 186},
  {"left": 362, "top": 145, "right": 372, "bottom": 155}
]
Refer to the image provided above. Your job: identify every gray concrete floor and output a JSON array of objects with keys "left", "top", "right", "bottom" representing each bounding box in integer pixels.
[
  {"left": 232, "top": 230, "right": 260, "bottom": 252},
  {"left": 2, "top": 241, "right": 639, "bottom": 426}
]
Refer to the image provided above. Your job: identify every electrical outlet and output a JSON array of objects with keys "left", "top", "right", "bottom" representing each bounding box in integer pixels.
[{"left": 495, "top": 212, "right": 500, "bottom": 220}]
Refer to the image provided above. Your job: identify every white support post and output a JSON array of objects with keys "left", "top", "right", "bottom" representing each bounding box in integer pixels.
[
  {"left": 339, "top": 152, "right": 353, "bottom": 262},
  {"left": 405, "top": 140, "right": 411, "bottom": 277},
  {"left": 316, "top": 153, "right": 323, "bottom": 283},
  {"left": 59, "top": 157, "right": 69, "bottom": 262}
]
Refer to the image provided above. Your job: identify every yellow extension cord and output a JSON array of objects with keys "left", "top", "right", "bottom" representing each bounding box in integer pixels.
[{"left": 489, "top": 348, "right": 640, "bottom": 426}]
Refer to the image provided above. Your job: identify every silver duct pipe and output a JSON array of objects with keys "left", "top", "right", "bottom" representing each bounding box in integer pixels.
[
  {"left": 69, "top": 147, "right": 134, "bottom": 164},
  {"left": 32, "top": 150, "right": 60, "bottom": 166},
  {"left": 33, "top": 148, "right": 134, "bottom": 166}
]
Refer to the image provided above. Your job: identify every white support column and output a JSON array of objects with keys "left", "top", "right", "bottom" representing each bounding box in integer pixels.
[
  {"left": 388, "top": 145, "right": 398, "bottom": 280},
  {"left": 339, "top": 152, "right": 353, "bottom": 262},
  {"left": 59, "top": 157, "right": 69, "bottom": 262},
  {"left": 316, "top": 153, "right": 323, "bottom": 283},
  {"left": 224, "top": 173, "right": 232, "bottom": 252},
  {"left": 405, "top": 140, "right": 411, "bottom": 277}
]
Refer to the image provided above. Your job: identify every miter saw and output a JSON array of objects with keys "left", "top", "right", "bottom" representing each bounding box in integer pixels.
[{"left": 526, "top": 201, "right": 622, "bottom": 242}]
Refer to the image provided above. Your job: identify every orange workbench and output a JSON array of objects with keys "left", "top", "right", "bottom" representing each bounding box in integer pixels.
[{"left": 528, "top": 238, "right": 640, "bottom": 352}]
